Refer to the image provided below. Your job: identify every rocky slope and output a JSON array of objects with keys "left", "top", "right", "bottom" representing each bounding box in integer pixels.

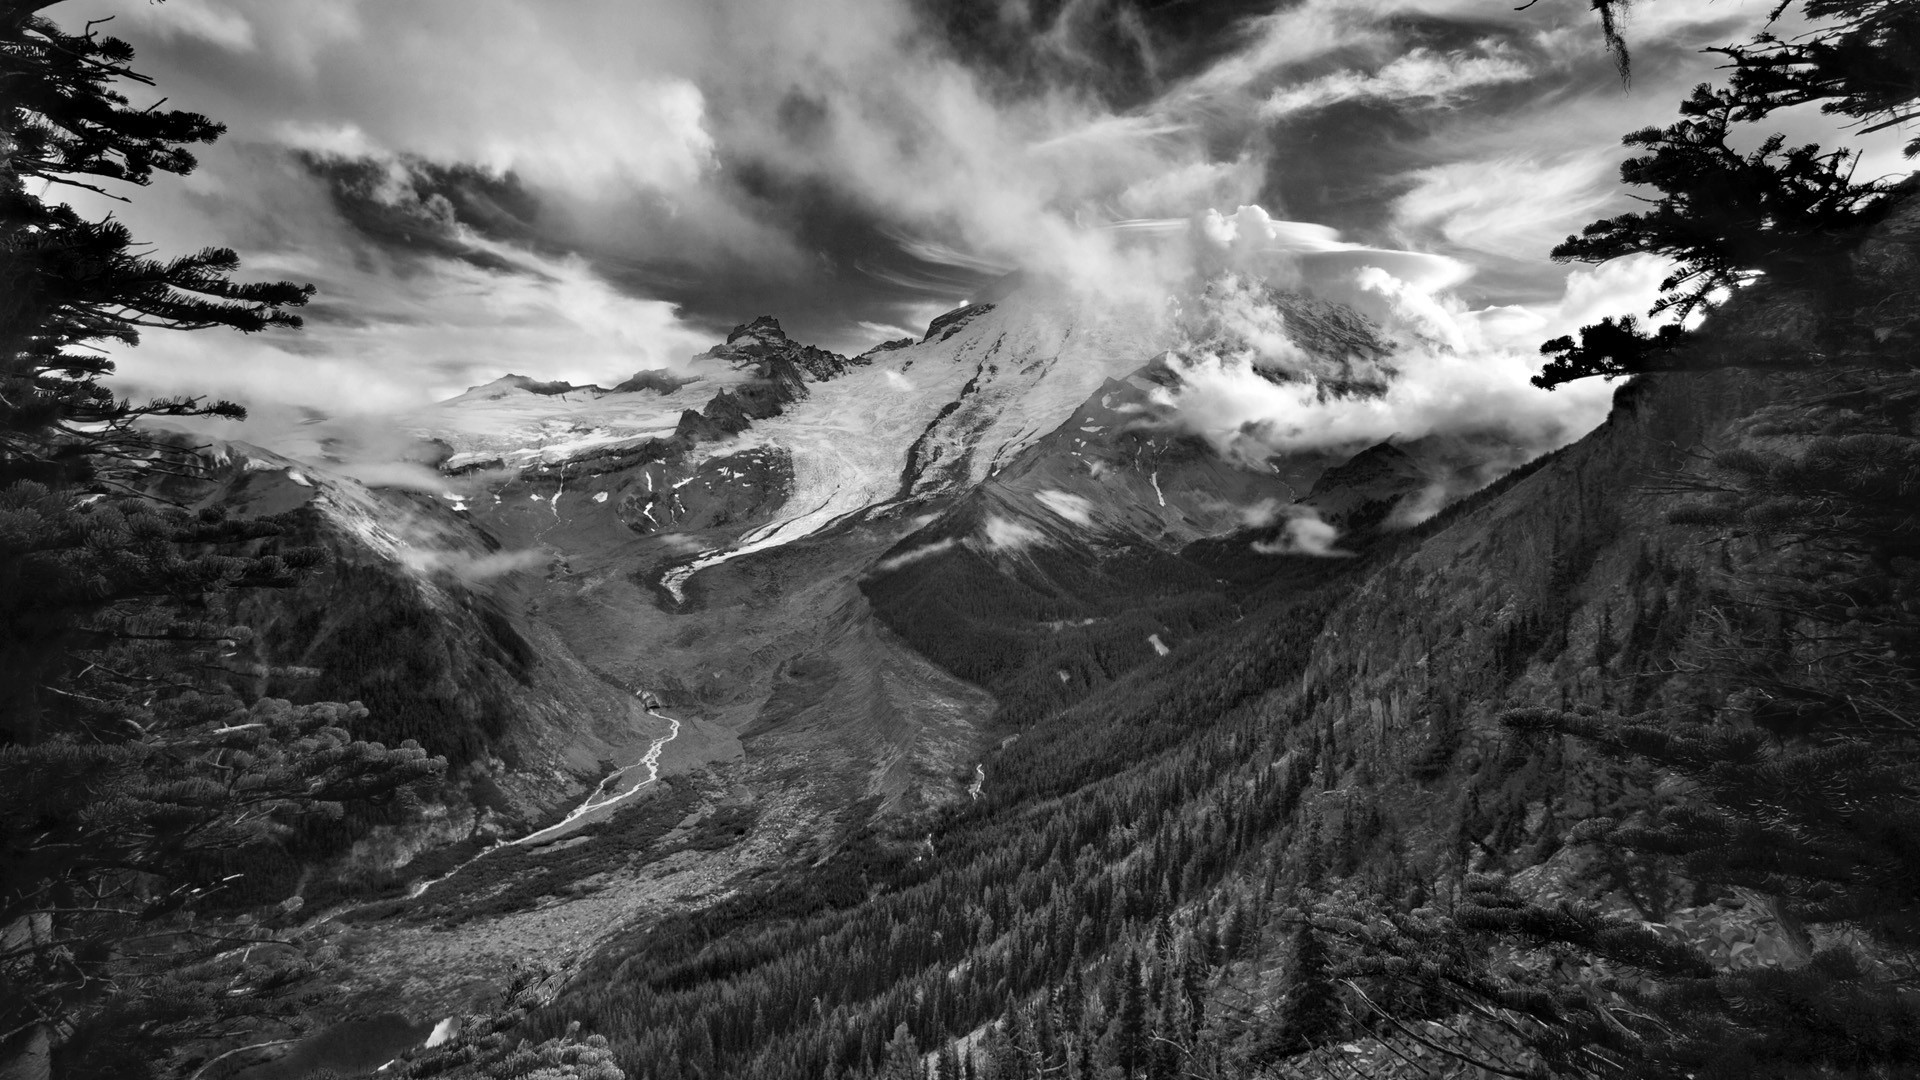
[{"left": 182, "top": 273, "right": 1575, "bottom": 1075}]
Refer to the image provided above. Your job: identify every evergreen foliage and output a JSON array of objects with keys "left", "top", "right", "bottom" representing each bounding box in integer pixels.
[
  {"left": 0, "top": 4, "right": 444, "bottom": 1076},
  {"left": 1402, "top": 394, "right": 1920, "bottom": 1077},
  {"left": 1536, "top": 0, "right": 1914, "bottom": 389},
  {"left": 1, "top": 0, "right": 312, "bottom": 486}
]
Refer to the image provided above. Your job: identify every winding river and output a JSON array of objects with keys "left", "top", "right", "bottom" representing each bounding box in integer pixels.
[{"left": 406, "top": 696, "right": 681, "bottom": 899}]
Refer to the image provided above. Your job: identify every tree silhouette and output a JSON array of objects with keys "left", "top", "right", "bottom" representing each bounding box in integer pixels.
[
  {"left": 1533, "top": 2, "right": 1910, "bottom": 389},
  {"left": 1, "top": 0, "right": 312, "bottom": 487},
  {"left": 0, "top": 6, "right": 442, "bottom": 1077}
]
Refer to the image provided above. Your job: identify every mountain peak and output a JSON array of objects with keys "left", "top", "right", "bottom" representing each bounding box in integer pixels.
[
  {"left": 727, "top": 315, "right": 787, "bottom": 346},
  {"left": 701, "top": 315, "right": 866, "bottom": 381},
  {"left": 610, "top": 368, "right": 692, "bottom": 395},
  {"left": 464, "top": 373, "right": 603, "bottom": 398},
  {"left": 924, "top": 302, "right": 994, "bottom": 342}
]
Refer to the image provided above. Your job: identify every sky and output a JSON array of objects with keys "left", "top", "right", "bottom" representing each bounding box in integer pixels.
[{"left": 54, "top": 0, "right": 1910, "bottom": 422}]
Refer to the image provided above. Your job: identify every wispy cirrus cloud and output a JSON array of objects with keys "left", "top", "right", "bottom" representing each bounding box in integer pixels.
[
  {"left": 1261, "top": 43, "right": 1532, "bottom": 118},
  {"left": 1391, "top": 151, "right": 1617, "bottom": 260}
]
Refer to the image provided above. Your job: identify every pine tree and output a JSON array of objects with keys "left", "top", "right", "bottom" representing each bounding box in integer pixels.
[
  {"left": 1410, "top": 397, "right": 1920, "bottom": 1077},
  {"left": 1532, "top": 0, "right": 1914, "bottom": 390},
  {"left": 1254, "top": 922, "right": 1340, "bottom": 1064},
  {"left": 1, "top": 0, "right": 317, "bottom": 728},
  {"left": 1, "top": 1, "right": 312, "bottom": 487},
  {"left": 0, "top": 5, "right": 444, "bottom": 1077},
  {"left": 1115, "top": 953, "right": 1145, "bottom": 1079}
]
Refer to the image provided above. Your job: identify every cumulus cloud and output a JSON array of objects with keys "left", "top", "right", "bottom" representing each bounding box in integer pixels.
[
  {"left": 1154, "top": 218, "right": 1632, "bottom": 470},
  {"left": 1252, "top": 507, "right": 1350, "bottom": 557}
]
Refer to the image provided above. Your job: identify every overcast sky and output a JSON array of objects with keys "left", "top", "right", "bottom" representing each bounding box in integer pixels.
[{"left": 57, "top": 0, "right": 1906, "bottom": 416}]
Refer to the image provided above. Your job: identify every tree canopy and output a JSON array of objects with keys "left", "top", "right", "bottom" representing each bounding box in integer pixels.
[
  {"left": 1, "top": 0, "right": 312, "bottom": 487},
  {"left": 0, "top": 5, "right": 443, "bottom": 1077},
  {"left": 1536, "top": 0, "right": 1916, "bottom": 389}
]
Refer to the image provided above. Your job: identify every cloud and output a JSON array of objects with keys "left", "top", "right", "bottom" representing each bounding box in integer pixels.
[
  {"left": 981, "top": 516, "right": 1047, "bottom": 551},
  {"left": 1237, "top": 498, "right": 1286, "bottom": 528},
  {"left": 1463, "top": 252, "right": 1677, "bottom": 348},
  {"left": 1262, "top": 44, "right": 1532, "bottom": 118},
  {"left": 1194, "top": 205, "right": 1473, "bottom": 294},
  {"left": 399, "top": 547, "right": 549, "bottom": 582},
  {"left": 1034, "top": 489, "right": 1095, "bottom": 527},
  {"left": 91, "top": 143, "right": 714, "bottom": 414},
  {"left": 113, "top": 0, "right": 257, "bottom": 51},
  {"left": 1155, "top": 221, "right": 1630, "bottom": 468},
  {"left": 1252, "top": 507, "right": 1350, "bottom": 557},
  {"left": 1391, "top": 151, "right": 1616, "bottom": 259},
  {"left": 868, "top": 536, "right": 959, "bottom": 574},
  {"left": 62, "top": 0, "right": 1766, "bottom": 434}
]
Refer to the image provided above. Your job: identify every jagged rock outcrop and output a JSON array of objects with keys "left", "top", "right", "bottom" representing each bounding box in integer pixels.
[
  {"left": 924, "top": 302, "right": 994, "bottom": 342},
  {"left": 466, "top": 374, "right": 604, "bottom": 398},
  {"left": 702, "top": 315, "right": 868, "bottom": 380},
  {"left": 610, "top": 368, "right": 690, "bottom": 394}
]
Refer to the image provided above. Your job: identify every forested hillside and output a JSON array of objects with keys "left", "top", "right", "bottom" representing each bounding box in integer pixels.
[
  {"left": 8, "top": 0, "right": 1918, "bottom": 1077},
  {"left": 523, "top": 214, "right": 1920, "bottom": 1077}
]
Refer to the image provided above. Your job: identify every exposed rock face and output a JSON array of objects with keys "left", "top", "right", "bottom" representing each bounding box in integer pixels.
[
  {"left": 703, "top": 315, "right": 868, "bottom": 381},
  {"left": 609, "top": 368, "right": 690, "bottom": 394},
  {"left": 615, "top": 445, "right": 795, "bottom": 536},
  {"left": 466, "top": 374, "right": 605, "bottom": 398},
  {"left": 924, "top": 302, "right": 994, "bottom": 342}
]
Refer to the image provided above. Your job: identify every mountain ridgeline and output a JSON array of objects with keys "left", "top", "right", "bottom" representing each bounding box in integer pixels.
[
  {"left": 36, "top": 192, "right": 1899, "bottom": 1078},
  {"left": 11, "top": 4, "right": 1917, "bottom": 1075},
  {"left": 78, "top": 198, "right": 1906, "bottom": 1077},
  {"left": 502, "top": 228, "right": 1918, "bottom": 1079}
]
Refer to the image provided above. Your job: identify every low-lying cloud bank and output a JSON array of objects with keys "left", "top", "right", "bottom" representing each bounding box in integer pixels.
[
  {"left": 1251, "top": 504, "right": 1351, "bottom": 558},
  {"left": 1141, "top": 205, "right": 1663, "bottom": 480}
]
